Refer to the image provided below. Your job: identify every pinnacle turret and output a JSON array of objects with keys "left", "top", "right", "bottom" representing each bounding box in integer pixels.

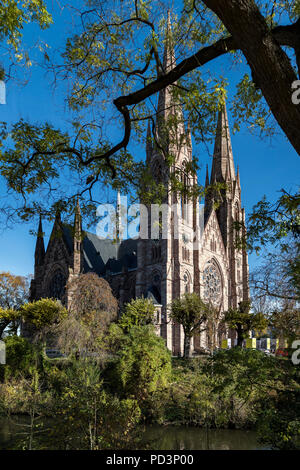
[{"left": 34, "top": 216, "right": 45, "bottom": 267}]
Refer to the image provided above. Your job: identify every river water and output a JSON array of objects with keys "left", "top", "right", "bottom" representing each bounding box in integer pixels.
[{"left": 0, "top": 417, "right": 262, "bottom": 450}]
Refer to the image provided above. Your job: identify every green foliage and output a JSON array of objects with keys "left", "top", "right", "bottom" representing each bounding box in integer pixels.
[
  {"left": 108, "top": 324, "right": 171, "bottom": 403},
  {"left": 258, "top": 388, "right": 300, "bottom": 450},
  {"left": 1, "top": 1, "right": 298, "bottom": 223},
  {"left": 0, "top": 271, "right": 29, "bottom": 337},
  {"left": 119, "top": 298, "right": 155, "bottom": 331},
  {"left": 269, "top": 307, "right": 300, "bottom": 345},
  {"left": 48, "top": 359, "right": 142, "bottom": 450},
  {"left": 148, "top": 348, "right": 293, "bottom": 431},
  {"left": 20, "top": 298, "right": 67, "bottom": 329},
  {"left": 170, "top": 293, "right": 210, "bottom": 336},
  {"left": 0, "top": 0, "right": 52, "bottom": 52},
  {"left": 1, "top": 335, "right": 37, "bottom": 380},
  {"left": 170, "top": 293, "right": 212, "bottom": 357},
  {"left": 247, "top": 190, "right": 300, "bottom": 253},
  {"left": 224, "top": 301, "right": 267, "bottom": 346}
]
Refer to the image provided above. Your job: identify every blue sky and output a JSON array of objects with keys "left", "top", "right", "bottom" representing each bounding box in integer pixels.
[{"left": 0, "top": 1, "right": 299, "bottom": 277}]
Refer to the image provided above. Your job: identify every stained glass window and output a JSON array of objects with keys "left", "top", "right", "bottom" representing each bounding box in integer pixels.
[{"left": 203, "top": 260, "right": 222, "bottom": 304}]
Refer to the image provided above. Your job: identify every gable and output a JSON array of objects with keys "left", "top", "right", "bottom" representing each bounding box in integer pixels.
[{"left": 202, "top": 209, "right": 227, "bottom": 264}]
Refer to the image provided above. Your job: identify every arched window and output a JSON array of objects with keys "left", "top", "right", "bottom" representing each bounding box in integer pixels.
[
  {"left": 48, "top": 271, "right": 66, "bottom": 301},
  {"left": 152, "top": 240, "right": 161, "bottom": 262},
  {"left": 147, "top": 272, "right": 162, "bottom": 304},
  {"left": 181, "top": 161, "right": 189, "bottom": 221},
  {"left": 203, "top": 260, "right": 222, "bottom": 305},
  {"left": 235, "top": 202, "right": 240, "bottom": 221},
  {"left": 183, "top": 271, "right": 191, "bottom": 293}
]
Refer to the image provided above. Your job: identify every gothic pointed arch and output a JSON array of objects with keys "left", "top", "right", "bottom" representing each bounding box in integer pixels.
[
  {"left": 183, "top": 270, "right": 192, "bottom": 293},
  {"left": 147, "top": 270, "right": 162, "bottom": 305}
]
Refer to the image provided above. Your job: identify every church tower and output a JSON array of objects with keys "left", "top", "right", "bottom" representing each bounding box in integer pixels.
[
  {"left": 72, "top": 198, "right": 83, "bottom": 275},
  {"left": 30, "top": 216, "right": 46, "bottom": 301},
  {"left": 136, "top": 12, "right": 199, "bottom": 354},
  {"left": 205, "top": 104, "right": 249, "bottom": 309}
]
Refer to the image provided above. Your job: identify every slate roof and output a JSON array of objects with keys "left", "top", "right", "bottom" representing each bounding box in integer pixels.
[{"left": 62, "top": 225, "right": 137, "bottom": 276}]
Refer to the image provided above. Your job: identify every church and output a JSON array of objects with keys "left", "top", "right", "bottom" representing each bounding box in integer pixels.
[{"left": 29, "top": 22, "right": 249, "bottom": 356}]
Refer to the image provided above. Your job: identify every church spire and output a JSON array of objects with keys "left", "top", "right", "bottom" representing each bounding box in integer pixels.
[
  {"left": 74, "top": 197, "right": 82, "bottom": 238},
  {"left": 146, "top": 119, "right": 153, "bottom": 162},
  {"left": 157, "top": 10, "right": 177, "bottom": 121},
  {"left": 205, "top": 164, "right": 210, "bottom": 187},
  {"left": 73, "top": 198, "right": 83, "bottom": 274},
  {"left": 210, "top": 102, "right": 236, "bottom": 183},
  {"left": 34, "top": 215, "right": 45, "bottom": 268},
  {"left": 155, "top": 10, "right": 187, "bottom": 155}
]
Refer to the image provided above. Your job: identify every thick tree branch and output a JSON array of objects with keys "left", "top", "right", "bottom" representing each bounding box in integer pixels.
[
  {"left": 202, "top": 0, "right": 300, "bottom": 155},
  {"left": 23, "top": 12, "right": 300, "bottom": 178}
]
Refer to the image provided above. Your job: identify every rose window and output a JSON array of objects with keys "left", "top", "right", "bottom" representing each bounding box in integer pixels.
[{"left": 203, "top": 260, "right": 222, "bottom": 304}]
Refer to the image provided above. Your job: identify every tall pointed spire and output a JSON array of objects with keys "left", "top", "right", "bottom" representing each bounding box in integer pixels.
[
  {"left": 163, "top": 9, "right": 176, "bottom": 73},
  {"left": 146, "top": 120, "right": 153, "bottom": 162},
  {"left": 34, "top": 215, "right": 45, "bottom": 267},
  {"left": 74, "top": 197, "right": 82, "bottom": 237},
  {"left": 157, "top": 10, "right": 177, "bottom": 120},
  {"left": 155, "top": 10, "right": 187, "bottom": 154},
  {"left": 205, "top": 164, "right": 210, "bottom": 187},
  {"left": 210, "top": 103, "right": 236, "bottom": 183},
  {"left": 73, "top": 198, "right": 83, "bottom": 274}
]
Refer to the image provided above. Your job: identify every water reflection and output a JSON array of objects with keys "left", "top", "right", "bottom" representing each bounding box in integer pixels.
[
  {"left": 0, "top": 417, "right": 260, "bottom": 450},
  {"left": 144, "top": 425, "right": 260, "bottom": 450}
]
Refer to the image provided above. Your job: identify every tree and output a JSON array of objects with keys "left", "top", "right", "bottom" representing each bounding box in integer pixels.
[
  {"left": 170, "top": 293, "right": 211, "bottom": 358},
  {"left": 67, "top": 272, "right": 118, "bottom": 320},
  {"left": 119, "top": 297, "right": 155, "bottom": 332},
  {"left": 269, "top": 306, "right": 300, "bottom": 346},
  {"left": 1, "top": 1, "right": 300, "bottom": 222},
  {"left": 107, "top": 324, "right": 171, "bottom": 403},
  {"left": 48, "top": 359, "right": 142, "bottom": 450},
  {"left": 251, "top": 240, "right": 300, "bottom": 303},
  {"left": 0, "top": 272, "right": 29, "bottom": 337},
  {"left": 20, "top": 298, "right": 68, "bottom": 329},
  {"left": 245, "top": 190, "right": 300, "bottom": 254},
  {"left": 55, "top": 273, "right": 118, "bottom": 355},
  {"left": 224, "top": 301, "right": 268, "bottom": 347}
]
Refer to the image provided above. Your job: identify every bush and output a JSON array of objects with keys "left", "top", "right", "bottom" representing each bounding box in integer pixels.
[
  {"left": 1, "top": 335, "right": 38, "bottom": 381},
  {"left": 106, "top": 325, "right": 171, "bottom": 406}
]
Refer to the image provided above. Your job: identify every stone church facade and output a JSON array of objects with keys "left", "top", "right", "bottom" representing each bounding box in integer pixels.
[{"left": 30, "top": 24, "right": 249, "bottom": 356}]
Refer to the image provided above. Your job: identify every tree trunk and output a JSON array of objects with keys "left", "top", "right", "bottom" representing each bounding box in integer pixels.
[
  {"left": 203, "top": 0, "right": 300, "bottom": 156},
  {"left": 237, "top": 326, "right": 244, "bottom": 347},
  {"left": 184, "top": 334, "right": 191, "bottom": 358}
]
